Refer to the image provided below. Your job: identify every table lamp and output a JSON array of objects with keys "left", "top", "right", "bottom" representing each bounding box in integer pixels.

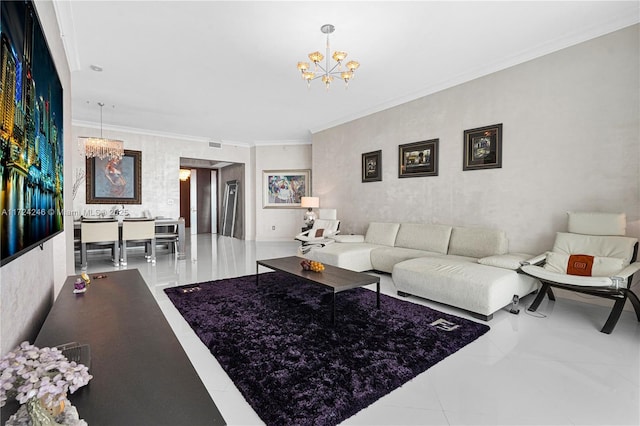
[{"left": 301, "top": 197, "right": 319, "bottom": 226}]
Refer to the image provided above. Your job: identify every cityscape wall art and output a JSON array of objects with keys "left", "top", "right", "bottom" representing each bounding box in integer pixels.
[{"left": 1, "top": 0, "right": 64, "bottom": 265}]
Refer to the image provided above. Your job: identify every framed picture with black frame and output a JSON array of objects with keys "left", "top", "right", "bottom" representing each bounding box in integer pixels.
[
  {"left": 463, "top": 123, "right": 503, "bottom": 171},
  {"left": 398, "top": 139, "right": 439, "bottom": 178},
  {"left": 86, "top": 149, "right": 142, "bottom": 204},
  {"left": 362, "top": 150, "right": 382, "bottom": 182}
]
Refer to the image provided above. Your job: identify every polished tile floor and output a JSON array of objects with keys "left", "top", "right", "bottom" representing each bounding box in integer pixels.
[{"left": 76, "top": 234, "right": 640, "bottom": 425}]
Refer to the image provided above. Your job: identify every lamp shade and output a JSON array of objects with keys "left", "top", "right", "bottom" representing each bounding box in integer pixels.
[{"left": 301, "top": 197, "right": 319, "bottom": 208}]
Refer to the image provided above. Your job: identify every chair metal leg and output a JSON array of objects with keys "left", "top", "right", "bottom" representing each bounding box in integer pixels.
[
  {"left": 113, "top": 242, "right": 120, "bottom": 267},
  {"left": 547, "top": 286, "right": 556, "bottom": 301},
  {"left": 121, "top": 241, "right": 128, "bottom": 266},
  {"left": 601, "top": 296, "right": 627, "bottom": 334},
  {"left": 626, "top": 290, "right": 640, "bottom": 322},
  {"left": 80, "top": 243, "right": 88, "bottom": 271},
  {"left": 528, "top": 282, "right": 550, "bottom": 312}
]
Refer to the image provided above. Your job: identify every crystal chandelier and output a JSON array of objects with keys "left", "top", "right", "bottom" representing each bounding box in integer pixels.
[
  {"left": 296, "top": 24, "right": 360, "bottom": 89},
  {"left": 78, "top": 102, "right": 124, "bottom": 161}
]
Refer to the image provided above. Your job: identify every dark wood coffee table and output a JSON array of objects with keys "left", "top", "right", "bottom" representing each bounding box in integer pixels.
[{"left": 256, "top": 256, "right": 380, "bottom": 325}]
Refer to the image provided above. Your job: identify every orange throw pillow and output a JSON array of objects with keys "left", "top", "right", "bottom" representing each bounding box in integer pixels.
[
  {"left": 315, "top": 229, "right": 325, "bottom": 238},
  {"left": 567, "top": 254, "right": 594, "bottom": 276}
]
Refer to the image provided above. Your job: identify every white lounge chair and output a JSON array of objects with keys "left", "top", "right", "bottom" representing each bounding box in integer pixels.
[{"left": 519, "top": 212, "right": 640, "bottom": 334}]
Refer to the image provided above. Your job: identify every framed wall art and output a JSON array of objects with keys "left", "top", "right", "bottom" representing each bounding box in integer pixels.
[
  {"left": 362, "top": 150, "right": 382, "bottom": 182},
  {"left": 399, "top": 139, "right": 439, "bottom": 178},
  {"left": 463, "top": 123, "right": 503, "bottom": 171},
  {"left": 1, "top": 0, "right": 65, "bottom": 265},
  {"left": 86, "top": 149, "right": 142, "bottom": 204},
  {"left": 263, "top": 169, "right": 310, "bottom": 208}
]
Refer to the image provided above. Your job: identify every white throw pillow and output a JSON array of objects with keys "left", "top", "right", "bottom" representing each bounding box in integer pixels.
[
  {"left": 478, "top": 253, "right": 533, "bottom": 270},
  {"left": 544, "top": 252, "right": 625, "bottom": 277}
]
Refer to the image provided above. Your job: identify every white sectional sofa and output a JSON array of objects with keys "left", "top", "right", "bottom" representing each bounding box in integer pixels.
[{"left": 305, "top": 222, "right": 539, "bottom": 320}]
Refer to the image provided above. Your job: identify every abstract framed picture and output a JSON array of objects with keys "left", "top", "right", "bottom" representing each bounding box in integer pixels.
[
  {"left": 463, "top": 123, "right": 503, "bottom": 171},
  {"left": 86, "top": 150, "right": 142, "bottom": 204},
  {"left": 263, "top": 169, "right": 310, "bottom": 208},
  {"left": 399, "top": 139, "right": 439, "bottom": 178},
  {"left": 362, "top": 150, "right": 382, "bottom": 182},
  {"left": 1, "top": 0, "right": 64, "bottom": 265}
]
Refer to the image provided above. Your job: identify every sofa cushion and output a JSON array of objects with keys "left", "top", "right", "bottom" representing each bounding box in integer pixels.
[
  {"left": 370, "top": 247, "right": 442, "bottom": 273},
  {"left": 448, "top": 227, "right": 508, "bottom": 258},
  {"left": 305, "top": 242, "right": 379, "bottom": 272},
  {"left": 334, "top": 234, "right": 365, "bottom": 243},
  {"left": 478, "top": 253, "right": 533, "bottom": 270},
  {"left": 544, "top": 251, "right": 625, "bottom": 277},
  {"left": 393, "top": 257, "right": 538, "bottom": 316},
  {"left": 394, "top": 223, "right": 452, "bottom": 254},
  {"left": 364, "top": 222, "right": 401, "bottom": 247},
  {"left": 552, "top": 232, "right": 637, "bottom": 265}
]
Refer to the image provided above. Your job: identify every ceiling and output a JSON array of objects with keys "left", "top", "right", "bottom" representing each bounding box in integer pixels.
[{"left": 53, "top": 1, "right": 639, "bottom": 146}]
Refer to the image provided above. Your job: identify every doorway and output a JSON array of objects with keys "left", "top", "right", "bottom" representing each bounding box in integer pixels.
[{"left": 179, "top": 158, "right": 245, "bottom": 239}]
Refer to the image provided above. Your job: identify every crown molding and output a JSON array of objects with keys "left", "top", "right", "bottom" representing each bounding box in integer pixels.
[
  {"left": 72, "top": 120, "right": 311, "bottom": 147},
  {"left": 311, "top": 18, "right": 640, "bottom": 135}
]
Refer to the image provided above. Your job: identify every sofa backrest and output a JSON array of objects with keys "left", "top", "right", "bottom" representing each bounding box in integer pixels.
[
  {"left": 364, "top": 222, "right": 400, "bottom": 246},
  {"left": 395, "top": 223, "right": 452, "bottom": 254},
  {"left": 448, "top": 226, "right": 508, "bottom": 258}
]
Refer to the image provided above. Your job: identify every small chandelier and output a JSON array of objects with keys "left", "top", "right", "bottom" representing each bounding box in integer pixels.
[
  {"left": 296, "top": 24, "right": 360, "bottom": 90},
  {"left": 78, "top": 102, "right": 124, "bottom": 161}
]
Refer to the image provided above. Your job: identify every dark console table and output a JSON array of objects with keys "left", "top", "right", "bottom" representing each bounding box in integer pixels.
[{"left": 3, "top": 269, "right": 225, "bottom": 425}]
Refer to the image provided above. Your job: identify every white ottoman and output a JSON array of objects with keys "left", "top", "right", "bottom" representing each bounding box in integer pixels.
[{"left": 392, "top": 257, "right": 538, "bottom": 320}]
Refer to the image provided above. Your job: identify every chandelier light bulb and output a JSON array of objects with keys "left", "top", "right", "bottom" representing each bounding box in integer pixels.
[
  {"left": 332, "top": 51, "right": 347, "bottom": 63},
  {"left": 296, "top": 24, "right": 360, "bottom": 91},
  {"left": 308, "top": 51, "right": 324, "bottom": 64},
  {"left": 346, "top": 60, "right": 360, "bottom": 71}
]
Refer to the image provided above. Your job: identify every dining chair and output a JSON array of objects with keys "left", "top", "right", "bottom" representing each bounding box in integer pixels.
[
  {"left": 155, "top": 223, "right": 179, "bottom": 254},
  {"left": 80, "top": 219, "right": 120, "bottom": 271},
  {"left": 121, "top": 218, "right": 156, "bottom": 266}
]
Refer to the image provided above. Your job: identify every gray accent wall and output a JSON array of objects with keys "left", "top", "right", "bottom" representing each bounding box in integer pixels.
[{"left": 312, "top": 25, "right": 639, "bottom": 272}]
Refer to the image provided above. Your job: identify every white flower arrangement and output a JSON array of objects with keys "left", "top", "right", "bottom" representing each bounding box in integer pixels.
[{"left": 0, "top": 341, "right": 93, "bottom": 409}]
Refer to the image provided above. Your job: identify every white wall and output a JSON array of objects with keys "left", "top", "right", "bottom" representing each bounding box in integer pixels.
[
  {"left": 72, "top": 127, "right": 312, "bottom": 243},
  {"left": 1, "top": 0, "right": 72, "bottom": 354},
  {"left": 312, "top": 25, "right": 639, "bottom": 275},
  {"left": 255, "top": 144, "right": 312, "bottom": 241},
  {"left": 72, "top": 126, "right": 256, "bottom": 236}
]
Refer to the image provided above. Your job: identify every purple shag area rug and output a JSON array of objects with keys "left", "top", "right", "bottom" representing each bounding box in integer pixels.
[{"left": 164, "top": 272, "right": 489, "bottom": 426}]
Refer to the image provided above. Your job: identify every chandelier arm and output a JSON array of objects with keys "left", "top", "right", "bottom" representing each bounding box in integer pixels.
[
  {"left": 314, "top": 63, "right": 329, "bottom": 74},
  {"left": 326, "top": 63, "right": 342, "bottom": 75}
]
